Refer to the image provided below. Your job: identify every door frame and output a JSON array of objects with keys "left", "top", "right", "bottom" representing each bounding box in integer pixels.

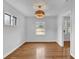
[{"left": 61, "top": 11, "right": 71, "bottom": 47}]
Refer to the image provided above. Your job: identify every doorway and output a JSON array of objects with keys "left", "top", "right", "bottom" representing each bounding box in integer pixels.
[{"left": 63, "top": 16, "right": 71, "bottom": 48}]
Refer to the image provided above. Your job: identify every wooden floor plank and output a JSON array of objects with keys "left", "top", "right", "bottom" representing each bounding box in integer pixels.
[{"left": 4, "top": 42, "right": 74, "bottom": 59}]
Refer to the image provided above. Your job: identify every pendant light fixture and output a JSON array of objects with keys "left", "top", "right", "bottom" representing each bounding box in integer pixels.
[
  {"left": 35, "top": 5, "right": 45, "bottom": 19},
  {"left": 33, "top": 0, "right": 47, "bottom": 19}
]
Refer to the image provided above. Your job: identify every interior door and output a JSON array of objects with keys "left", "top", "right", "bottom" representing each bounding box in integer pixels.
[{"left": 63, "top": 16, "right": 71, "bottom": 41}]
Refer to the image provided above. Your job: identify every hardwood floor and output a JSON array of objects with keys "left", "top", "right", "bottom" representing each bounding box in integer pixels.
[
  {"left": 64, "top": 41, "right": 70, "bottom": 48},
  {"left": 5, "top": 42, "right": 74, "bottom": 59}
]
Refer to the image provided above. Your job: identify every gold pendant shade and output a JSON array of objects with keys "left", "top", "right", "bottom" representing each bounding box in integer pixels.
[
  {"left": 35, "top": 10, "right": 45, "bottom": 19},
  {"left": 33, "top": 0, "right": 47, "bottom": 19}
]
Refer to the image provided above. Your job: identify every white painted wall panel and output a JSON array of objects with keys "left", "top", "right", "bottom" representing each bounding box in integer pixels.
[{"left": 3, "top": 1, "right": 26, "bottom": 57}]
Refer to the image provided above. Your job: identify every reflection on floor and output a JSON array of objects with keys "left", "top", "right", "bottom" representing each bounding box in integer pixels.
[{"left": 5, "top": 42, "right": 74, "bottom": 59}]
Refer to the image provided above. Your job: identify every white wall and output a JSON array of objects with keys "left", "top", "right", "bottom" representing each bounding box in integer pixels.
[
  {"left": 57, "top": 16, "right": 64, "bottom": 47},
  {"left": 24, "top": 16, "right": 58, "bottom": 42},
  {"left": 3, "top": 1, "right": 26, "bottom": 57},
  {"left": 70, "top": 9, "right": 75, "bottom": 58}
]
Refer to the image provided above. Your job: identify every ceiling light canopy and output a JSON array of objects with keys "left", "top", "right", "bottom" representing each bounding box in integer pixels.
[{"left": 33, "top": 3, "right": 46, "bottom": 10}]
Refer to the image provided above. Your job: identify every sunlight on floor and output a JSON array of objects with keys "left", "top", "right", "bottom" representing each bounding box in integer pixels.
[{"left": 36, "top": 47, "right": 45, "bottom": 59}]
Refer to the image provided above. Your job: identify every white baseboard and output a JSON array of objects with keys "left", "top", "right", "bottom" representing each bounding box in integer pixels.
[
  {"left": 56, "top": 40, "right": 64, "bottom": 47},
  {"left": 26, "top": 40, "right": 56, "bottom": 42},
  {"left": 3, "top": 41, "right": 26, "bottom": 58},
  {"left": 70, "top": 50, "right": 75, "bottom": 58}
]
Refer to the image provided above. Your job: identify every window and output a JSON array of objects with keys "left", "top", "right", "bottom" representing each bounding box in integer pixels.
[
  {"left": 3, "top": 13, "right": 17, "bottom": 26},
  {"left": 4, "top": 13, "right": 11, "bottom": 26},
  {"left": 35, "top": 22, "right": 45, "bottom": 35}
]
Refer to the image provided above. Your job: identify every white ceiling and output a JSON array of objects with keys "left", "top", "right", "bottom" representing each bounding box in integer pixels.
[{"left": 4, "top": 0, "right": 74, "bottom": 16}]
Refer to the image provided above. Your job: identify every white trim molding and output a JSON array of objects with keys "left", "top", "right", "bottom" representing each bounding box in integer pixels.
[
  {"left": 26, "top": 40, "right": 56, "bottom": 42},
  {"left": 56, "top": 40, "right": 64, "bottom": 47},
  {"left": 70, "top": 50, "right": 75, "bottom": 58},
  {"left": 3, "top": 41, "right": 26, "bottom": 58}
]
